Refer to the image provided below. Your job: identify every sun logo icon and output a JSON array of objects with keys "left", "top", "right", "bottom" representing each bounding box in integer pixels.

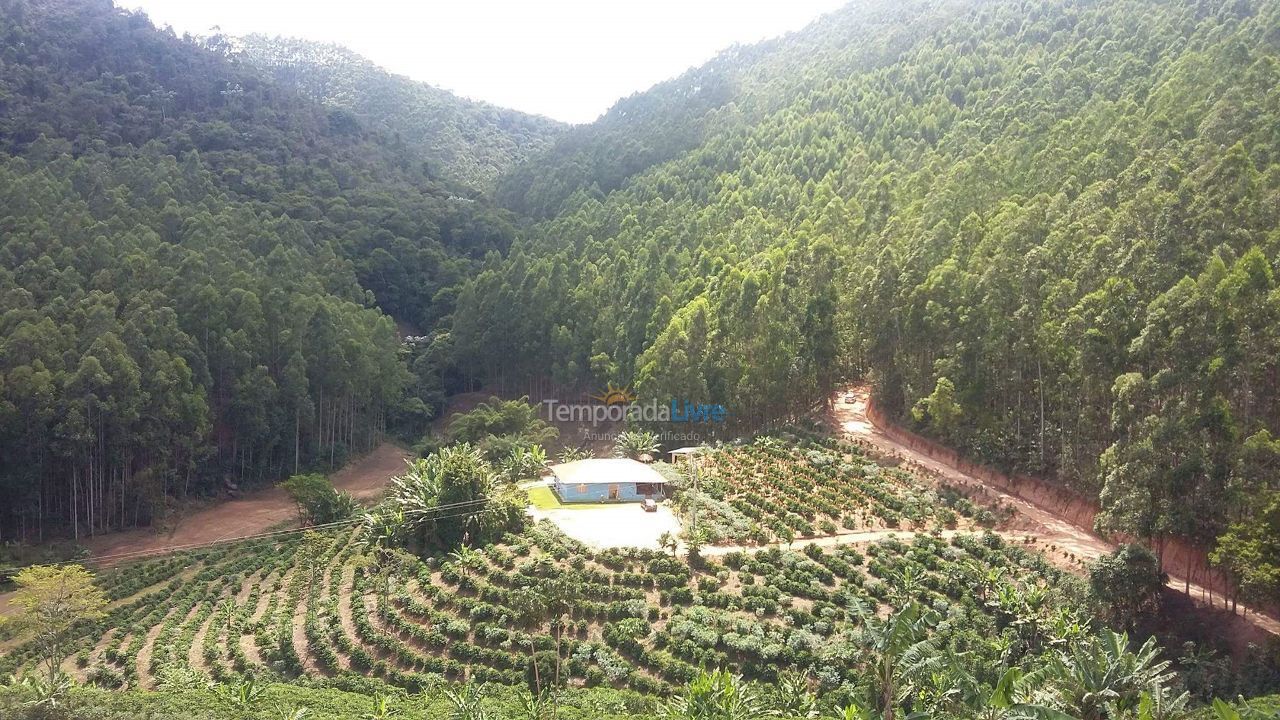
[{"left": 590, "top": 383, "right": 637, "bottom": 406}]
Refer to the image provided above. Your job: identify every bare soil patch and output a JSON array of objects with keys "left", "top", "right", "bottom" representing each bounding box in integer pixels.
[
  {"left": 188, "top": 610, "right": 216, "bottom": 676},
  {"left": 827, "top": 387, "right": 1280, "bottom": 639},
  {"left": 135, "top": 606, "right": 178, "bottom": 690},
  {"left": 84, "top": 442, "right": 409, "bottom": 563},
  {"left": 290, "top": 586, "right": 323, "bottom": 675}
]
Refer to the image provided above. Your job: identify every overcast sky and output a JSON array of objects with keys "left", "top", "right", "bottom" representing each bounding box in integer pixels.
[{"left": 121, "top": 0, "right": 848, "bottom": 124}]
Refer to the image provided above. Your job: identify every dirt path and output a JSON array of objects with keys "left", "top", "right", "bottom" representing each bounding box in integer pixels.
[
  {"left": 0, "top": 591, "right": 16, "bottom": 630},
  {"left": 135, "top": 606, "right": 178, "bottom": 690},
  {"left": 238, "top": 570, "right": 278, "bottom": 670},
  {"left": 84, "top": 442, "right": 409, "bottom": 563},
  {"left": 188, "top": 610, "right": 217, "bottom": 677},
  {"left": 707, "top": 528, "right": 967, "bottom": 551},
  {"left": 248, "top": 571, "right": 278, "bottom": 625},
  {"left": 336, "top": 562, "right": 376, "bottom": 668},
  {"left": 291, "top": 570, "right": 330, "bottom": 675},
  {"left": 62, "top": 628, "right": 118, "bottom": 680},
  {"left": 828, "top": 388, "right": 1280, "bottom": 637},
  {"left": 701, "top": 529, "right": 960, "bottom": 556},
  {"left": 702, "top": 528, "right": 1085, "bottom": 568}
]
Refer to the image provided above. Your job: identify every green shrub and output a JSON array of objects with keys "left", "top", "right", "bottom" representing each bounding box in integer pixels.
[{"left": 279, "top": 473, "right": 359, "bottom": 525}]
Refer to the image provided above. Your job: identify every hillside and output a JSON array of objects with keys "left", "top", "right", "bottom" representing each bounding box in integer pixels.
[
  {"left": 4, "top": 423, "right": 1275, "bottom": 716},
  {"left": 3, "top": 0, "right": 1280, "bottom": 716},
  {"left": 458, "top": 0, "right": 1280, "bottom": 603},
  {"left": 0, "top": 434, "right": 1196, "bottom": 715},
  {"left": 493, "top": 0, "right": 968, "bottom": 219},
  {"left": 0, "top": 0, "right": 522, "bottom": 540},
  {"left": 226, "top": 35, "right": 567, "bottom": 189}
]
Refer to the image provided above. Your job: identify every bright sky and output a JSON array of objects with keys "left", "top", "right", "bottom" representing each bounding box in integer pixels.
[{"left": 121, "top": 0, "right": 848, "bottom": 124}]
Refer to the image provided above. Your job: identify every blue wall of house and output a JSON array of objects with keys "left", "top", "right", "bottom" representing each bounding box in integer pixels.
[{"left": 554, "top": 481, "right": 662, "bottom": 503}]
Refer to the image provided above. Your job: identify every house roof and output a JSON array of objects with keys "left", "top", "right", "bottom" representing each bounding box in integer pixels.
[
  {"left": 549, "top": 458, "right": 668, "bottom": 486},
  {"left": 668, "top": 446, "right": 710, "bottom": 456}
]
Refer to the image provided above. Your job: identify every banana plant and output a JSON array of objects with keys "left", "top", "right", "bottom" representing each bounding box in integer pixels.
[
  {"left": 362, "top": 692, "right": 401, "bottom": 719},
  {"left": 829, "top": 702, "right": 876, "bottom": 720},
  {"left": 271, "top": 704, "right": 311, "bottom": 720},
  {"left": 442, "top": 681, "right": 491, "bottom": 720},
  {"left": 1137, "top": 684, "right": 1190, "bottom": 720},
  {"left": 1008, "top": 632, "right": 1178, "bottom": 720},
  {"left": 985, "top": 667, "right": 1074, "bottom": 720},
  {"left": 449, "top": 546, "right": 484, "bottom": 578},
  {"left": 854, "top": 601, "right": 944, "bottom": 720},
  {"left": 7, "top": 671, "right": 74, "bottom": 713},
  {"left": 220, "top": 598, "right": 238, "bottom": 636},
  {"left": 217, "top": 678, "right": 267, "bottom": 712},
  {"left": 1044, "top": 608, "right": 1090, "bottom": 649},
  {"left": 891, "top": 565, "right": 927, "bottom": 604},
  {"left": 661, "top": 669, "right": 765, "bottom": 720},
  {"left": 769, "top": 670, "right": 820, "bottom": 718},
  {"left": 1209, "top": 696, "right": 1274, "bottom": 720},
  {"left": 517, "top": 689, "right": 553, "bottom": 720}
]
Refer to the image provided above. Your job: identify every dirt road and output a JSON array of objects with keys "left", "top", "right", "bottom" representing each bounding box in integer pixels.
[
  {"left": 84, "top": 442, "right": 410, "bottom": 562},
  {"left": 829, "top": 388, "right": 1280, "bottom": 637},
  {"left": 1, "top": 447, "right": 408, "bottom": 621},
  {"left": 700, "top": 529, "right": 966, "bottom": 556}
]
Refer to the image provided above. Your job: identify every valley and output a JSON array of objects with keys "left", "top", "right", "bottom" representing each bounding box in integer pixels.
[
  {"left": 2, "top": 389, "right": 1276, "bottom": 718},
  {"left": 0, "top": 426, "right": 1117, "bottom": 714},
  {"left": 2, "top": 0, "right": 1280, "bottom": 716}
]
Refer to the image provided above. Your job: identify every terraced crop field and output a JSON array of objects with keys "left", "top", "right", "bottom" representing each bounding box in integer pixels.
[
  {"left": 686, "top": 433, "right": 1005, "bottom": 545},
  {"left": 0, "top": 519, "right": 1082, "bottom": 698}
]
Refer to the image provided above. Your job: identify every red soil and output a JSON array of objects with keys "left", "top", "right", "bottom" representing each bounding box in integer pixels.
[{"left": 84, "top": 442, "right": 410, "bottom": 563}]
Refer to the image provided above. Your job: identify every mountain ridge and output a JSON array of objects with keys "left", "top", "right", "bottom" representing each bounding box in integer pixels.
[
  {"left": 223, "top": 34, "right": 567, "bottom": 189},
  {"left": 453, "top": 0, "right": 1280, "bottom": 593}
]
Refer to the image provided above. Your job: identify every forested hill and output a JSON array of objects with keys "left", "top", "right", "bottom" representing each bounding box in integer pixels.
[
  {"left": 459, "top": 0, "right": 1280, "bottom": 598},
  {"left": 0, "top": 0, "right": 521, "bottom": 540},
  {"left": 225, "top": 35, "right": 567, "bottom": 189},
  {"left": 493, "top": 0, "right": 968, "bottom": 219}
]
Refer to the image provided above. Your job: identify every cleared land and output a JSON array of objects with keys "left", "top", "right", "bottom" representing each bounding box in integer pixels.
[
  {"left": 5, "top": 427, "right": 1086, "bottom": 692},
  {"left": 4, "top": 390, "right": 1275, "bottom": 696},
  {"left": 83, "top": 443, "right": 410, "bottom": 563},
  {"left": 0, "top": 517, "right": 1082, "bottom": 696},
  {"left": 530, "top": 503, "right": 682, "bottom": 551},
  {"left": 830, "top": 388, "right": 1280, "bottom": 640}
]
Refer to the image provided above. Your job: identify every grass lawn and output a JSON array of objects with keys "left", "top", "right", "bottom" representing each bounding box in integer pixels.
[
  {"left": 526, "top": 485, "right": 630, "bottom": 511},
  {"left": 527, "top": 485, "right": 562, "bottom": 509}
]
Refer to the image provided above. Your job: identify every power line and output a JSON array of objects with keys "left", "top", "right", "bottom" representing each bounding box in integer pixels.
[{"left": 400, "top": 496, "right": 492, "bottom": 520}]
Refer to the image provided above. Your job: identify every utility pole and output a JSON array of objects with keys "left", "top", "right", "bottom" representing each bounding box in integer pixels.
[{"left": 687, "top": 450, "right": 700, "bottom": 539}]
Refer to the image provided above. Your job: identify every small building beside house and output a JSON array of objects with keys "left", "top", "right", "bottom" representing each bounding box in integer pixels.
[
  {"left": 668, "top": 446, "right": 710, "bottom": 463},
  {"left": 550, "top": 458, "right": 667, "bottom": 503}
]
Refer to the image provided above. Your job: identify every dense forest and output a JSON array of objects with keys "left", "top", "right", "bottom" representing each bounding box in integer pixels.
[
  {"left": 3, "top": 0, "right": 1279, "bottom": 611},
  {"left": 225, "top": 35, "right": 566, "bottom": 189},
  {"left": 492, "top": 0, "right": 960, "bottom": 220},
  {"left": 6, "top": 0, "right": 1280, "bottom": 715},
  {"left": 0, "top": 0, "right": 525, "bottom": 540},
  {"left": 453, "top": 0, "right": 1280, "bottom": 605}
]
